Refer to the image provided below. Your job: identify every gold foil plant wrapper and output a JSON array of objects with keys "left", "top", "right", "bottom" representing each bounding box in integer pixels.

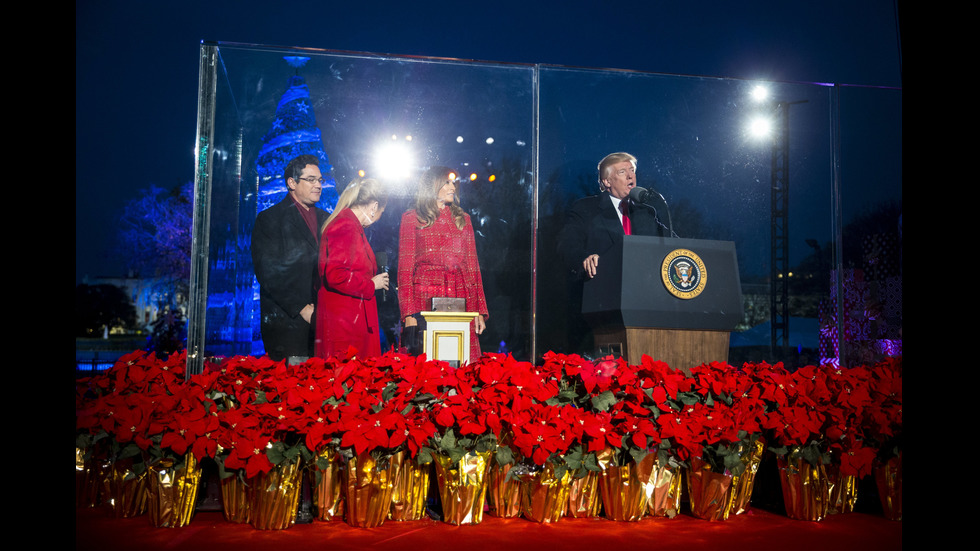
[
  {"left": 487, "top": 462, "right": 522, "bottom": 518},
  {"left": 729, "top": 438, "right": 765, "bottom": 516},
  {"left": 827, "top": 464, "right": 858, "bottom": 514},
  {"left": 874, "top": 452, "right": 902, "bottom": 521},
  {"left": 146, "top": 454, "right": 203, "bottom": 528},
  {"left": 520, "top": 462, "right": 572, "bottom": 523},
  {"left": 646, "top": 463, "right": 682, "bottom": 518},
  {"left": 389, "top": 453, "right": 429, "bottom": 521},
  {"left": 104, "top": 458, "right": 148, "bottom": 518},
  {"left": 220, "top": 472, "right": 251, "bottom": 523},
  {"left": 687, "top": 457, "right": 735, "bottom": 521},
  {"left": 597, "top": 452, "right": 655, "bottom": 522},
  {"left": 433, "top": 451, "right": 492, "bottom": 525},
  {"left": 312, "top": 448, "right": 345, "bottom": 521},
  {"left": 344, "top": 451, "right": 401, "bottom": 528},
  {"left": 777, "top": 453, "right": 831, "bottom": 522},
  {"left": 76, "top": 447, "right": 106, "bottom": 508},
  {"left": 249, "top": 461, "right": 303, "bottom": 530},
  {"left": 566, "top": 470, "right": 601, "bottom": 519}
]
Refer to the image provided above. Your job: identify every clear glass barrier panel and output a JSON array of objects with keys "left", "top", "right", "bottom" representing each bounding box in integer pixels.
[{"left": 190, "top": 43, "right": 900, "bottom": 371}]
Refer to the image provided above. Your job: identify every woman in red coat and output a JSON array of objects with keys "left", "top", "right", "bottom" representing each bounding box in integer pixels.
[
  {"left": 315, "top": 178, "right": 388, "bottom": 358},
  {"left": 398, "top": 167, "right": 488, "bottom": 363}
]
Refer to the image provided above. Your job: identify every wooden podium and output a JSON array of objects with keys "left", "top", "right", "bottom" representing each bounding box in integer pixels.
[
  {"left": 420, "top": 311, "right": 479, "bottom": 367},
  {"left": 582, "top": 235, "right": 742, "bottom": 370}
]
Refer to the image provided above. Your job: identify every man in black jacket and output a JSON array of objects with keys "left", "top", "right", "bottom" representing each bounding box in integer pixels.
[
  {"left": 251, "top": 154, "right": 328, "bottom": 362},
  {"left": 558, "top": 152, "right": 664, "bottom": 280}
]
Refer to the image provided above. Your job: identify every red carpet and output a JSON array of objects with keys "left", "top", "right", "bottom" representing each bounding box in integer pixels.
[{"left": 76, "top": 507, "right": 900, "bottom": 551}]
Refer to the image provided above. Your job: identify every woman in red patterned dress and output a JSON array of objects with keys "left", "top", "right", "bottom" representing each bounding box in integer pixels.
[
  {"left": 315, "top": 178, "right": 388, "bottom": 359},
  {"left": 398, "top": 167, "right": 488, "bottom": 363}
]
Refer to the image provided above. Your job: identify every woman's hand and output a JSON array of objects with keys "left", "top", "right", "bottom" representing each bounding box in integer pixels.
[
  {"left": 372, "top": 272, "right": 389, "bottom": 291},
  {"left": 474, "top": 315, "right": 486, "bottom": 335}
]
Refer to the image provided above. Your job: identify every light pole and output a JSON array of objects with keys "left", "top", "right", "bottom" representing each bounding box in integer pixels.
[{"left": 748, "top": 85, "right": 807, "bottom": 361}]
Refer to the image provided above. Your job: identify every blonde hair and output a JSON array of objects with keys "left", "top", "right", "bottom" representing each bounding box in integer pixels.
[
  {"left": 414, "top": 166, "right": 466, "bottom": 230},
  {"left": 323, "top": 178, "right": 387, "bottom": 230}
]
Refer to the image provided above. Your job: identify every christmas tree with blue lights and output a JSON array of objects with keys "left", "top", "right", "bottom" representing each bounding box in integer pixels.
[{"left": 255, "top": 56, "right": 338, "bottom": 213}]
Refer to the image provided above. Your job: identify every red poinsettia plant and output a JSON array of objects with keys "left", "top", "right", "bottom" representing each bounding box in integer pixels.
[
  {"left": 538, "top": 354, "right": 661, "bottom": 478},
  {"left": 205, "top": 355, "right": 321, "bottom": 479},
  {"left": 323, "top": 351, "right": 439, "bottom": 468},
  {"left": 76, "top": 350, "right": 220, "bottom": 474},
  {"left": 677, "top": 361, "right": 767, "bottom": 476},
  {"left": 77, "top": 346, "right": 902, "bottom": 487},
  {"left": 417, "top": 353, "right": 535, "bottom": 468},
  {"left": 757, "top": 361, "right": 885, "bottom": 477}
]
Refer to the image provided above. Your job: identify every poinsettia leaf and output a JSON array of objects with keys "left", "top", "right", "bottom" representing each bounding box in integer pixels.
[
  {"left": 677, "top": 391, "right": 700, "bottom": 405},
  {"left": 267, "top": 444, "right": 286, "bottom": 465},
  {"left": 801, "top": 444, "right": 823, "bottom": 467},
  {"left": 382, "top": 382, "right": 398, "bottom": 402},
  {"left": 215, "top": 458, "right": 236, "bottom": 480},
  {"left": 119, "top": 443, "right": 142, "bottom": 460},
  {"left": 628, "top": 447, "right": 648, "bottom": 464},
  {"left": 442, "top": 429, "right": 456, "bottom": 450},
  {"left": 475, "top": 433, "right": 497, "bottom": 453},
  {"left": 283, "top": 444, "right": 301, "bottom": 462},
  {"left": 412, "top": 393, "right": 435, "bottom": 404},
  {"left": 253, "top": 390, "right": 268, "bottom": 404},
  {"left": 417, "top": 447, "right": 434, "bottom": 465},
  {"left": 704, "top": 393, "right": 715, "bottom": 407},
  {"left": 448, "top": 448, "right": 465, "bottom": 467},
  {"left": 495, "top": 445, "right": 514, "bottom": 466},
  {"left": 723, "top": 451, "right": 745, "bottom": 475},
  {"left": 583, "top": 452, "right": 601, "bottom": 472},
  {"left": 591, "top": 390, "right": 617, "bottom": 412},
  {"left": 768, "top": 444, "right": 789, "bottom": 456}
]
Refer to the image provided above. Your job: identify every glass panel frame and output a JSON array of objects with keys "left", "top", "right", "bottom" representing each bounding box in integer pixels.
[{"left": 188, "top": 42, "right": 901, "bottom": 375}]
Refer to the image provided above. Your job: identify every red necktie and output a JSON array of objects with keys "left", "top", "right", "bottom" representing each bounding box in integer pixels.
[{"left": 620, "top": 201, "right": 632, "bottom": 235}]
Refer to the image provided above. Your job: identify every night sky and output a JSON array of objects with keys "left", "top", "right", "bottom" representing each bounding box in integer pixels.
[{"left": 75, "top": 0, "right": 902, "bottom": 283}]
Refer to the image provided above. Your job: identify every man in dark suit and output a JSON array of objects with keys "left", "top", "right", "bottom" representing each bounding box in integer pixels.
[
  {"left": 556, "top": 152, "right": 666, "bottom": 355},
  {"left": 251, "top": 154, "right": 329, "bottom": 362},
  {"left": 558, "top": 152, "right": 665, "bottom": 280}
]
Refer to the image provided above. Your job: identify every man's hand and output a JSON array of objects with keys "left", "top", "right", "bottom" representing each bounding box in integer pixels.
[
  {"left": 300, "top": 304, "right": 314, "bottom": 324},
  {"left": 582, "top": 254, "right": 600, "bottom": 278}
]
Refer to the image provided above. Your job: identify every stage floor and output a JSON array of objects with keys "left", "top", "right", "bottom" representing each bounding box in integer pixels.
[{"left": 76, "top": 506, "right": 901, "bottom": 551}]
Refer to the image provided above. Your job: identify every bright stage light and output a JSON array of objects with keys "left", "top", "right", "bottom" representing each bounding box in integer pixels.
[
  {"left": 374, "top": 141, "right": 416, "bottom": 181},
  {"left": 748, "top": 115, "right": 773, "bottom": 139},
  {"left": 469, "top": 173, "right": 478, "bottom": 181},
  {"left": 485, "top": 137, "right": 494, "bottom": 145},
  {"left": 750, "top": 84, "right": 770, "bottom": 103},
  {"left": 456, "top": 136, "right": 464, "bottom": 143}
]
